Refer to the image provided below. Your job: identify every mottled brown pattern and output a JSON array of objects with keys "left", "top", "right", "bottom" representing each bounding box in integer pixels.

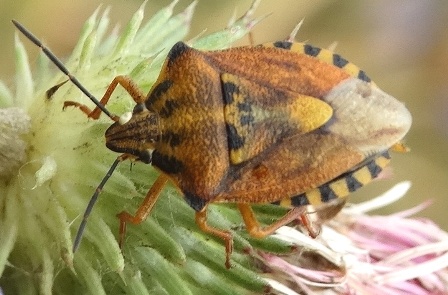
[
  {"left": 133, "top": 41, "right": 409, "bottom": 206},
  {"left": 205, "top": 44, "right": 351, "bottom": 100},
  {"left": 101, "top": 41, "right": 409, "bottom": 266}
]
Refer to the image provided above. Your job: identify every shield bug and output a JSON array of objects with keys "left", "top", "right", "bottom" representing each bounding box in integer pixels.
[{"left": 12, "top": 20, "right": 411, "bottom": 269}]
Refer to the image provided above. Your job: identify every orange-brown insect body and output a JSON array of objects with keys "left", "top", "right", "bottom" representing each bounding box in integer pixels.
[
  {"left": 77, "top": 41, "right": 412, "bottom": 269},
  {"left": 12, "top": 17, "right": 411, "bottom": 268},
  {"left": 106, "top": 42, "right": 410, "bottom": 211}
]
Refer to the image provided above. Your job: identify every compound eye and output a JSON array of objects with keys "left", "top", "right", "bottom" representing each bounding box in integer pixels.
[
  {"left": 118, "top": 112, "right": 132, "bottom": 125},
  {"left": 133, "top": 103, "right": 146, "bottom": 114},
  {"left": 139, "top": 149, "right": 152, "bottom": 164}
]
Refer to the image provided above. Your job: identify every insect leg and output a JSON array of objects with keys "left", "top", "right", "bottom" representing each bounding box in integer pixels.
[
  {"left": 298, "top": 212, "right": 320, "bottom": 238},
  {"left": 64, "top": 75, "right": 146, "bottom": 120},
  {"left": 116, "top": 174, "right": 169, "bottom": 248},
  {"left": 237, "top": 203, "right": 306, "bottom": 238},
  {"left": 195, "top": 207, "right": 233, "bottom": 269}
]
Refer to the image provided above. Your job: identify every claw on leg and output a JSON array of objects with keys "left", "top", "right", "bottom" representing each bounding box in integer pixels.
[{"left": 116, "top": 174, "right": 168, "bottom": 249}]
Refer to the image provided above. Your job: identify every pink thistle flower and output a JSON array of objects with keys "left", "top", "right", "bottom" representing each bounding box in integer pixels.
[{"left": 260, "top": 182, "right": 448, "bottom": 295}]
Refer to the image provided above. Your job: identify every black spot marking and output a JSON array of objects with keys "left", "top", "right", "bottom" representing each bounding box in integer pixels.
[
  {"left": 240, "top": 114, "right": 254, "bottom": 126},
  {"left": 357, "top": 70, "right": 371, "bottom": 83},
  {"left": 303, "top": 44, "right": 321, "bottom": 57},
  {"left": 222, "top": 82, "right": 239, "bottom": 104},
  {"left": 332, "top": 54, "right": 349, "bottom": 68},
  {"left": 291, "top": 193, "right": 310, "bottom": 207},
  {"left": 184, "top": 191, "right": 207, "bottom": 211},
  {"left": 226, "top": 123, "right": 245, "bottom": 150},
  {"left": 273, "top": 41, "right": 292, "bottom": 50},
  {"left": 271, "top": 200, "right": 281, "bottom": 206},
  {"left": 162, "top": 131, "right": 182, "bottom": 147},
  {"left": 159, "top": 99, "right": 179, "bottom": 118},
  {"left": 147, "top": 80, "right": 173, "bottom": 106},
  {"left": 152, "top": 150, "right": 184, "bottom": 174},
  {"left": 345, "top": 175, "right": 363, "bottom": 192},
  {"left": 167, "top": 42, "right": 189, "bottom": 65},
  {"left": 237, "top": 101, "right": 251, "bottom": 112},
  {"left": 366, "top": 160, "right": 382, "bottom": 178},
  {"left": 319, "top": 184, "right": 338, "bottom": 203}
]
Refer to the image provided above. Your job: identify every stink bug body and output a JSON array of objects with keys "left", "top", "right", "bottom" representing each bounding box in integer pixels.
[{"left": 13, "top": 20, "right": 411, "bottom": 269}]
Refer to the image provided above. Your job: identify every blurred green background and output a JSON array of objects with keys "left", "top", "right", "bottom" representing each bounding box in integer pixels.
[{"left": 1, "top": 0, "right": 447, "bottom": 229}]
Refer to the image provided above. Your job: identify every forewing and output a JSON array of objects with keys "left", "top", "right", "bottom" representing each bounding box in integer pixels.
[{"left": 215, "top": 131, "right": 364, "bottom": 204}]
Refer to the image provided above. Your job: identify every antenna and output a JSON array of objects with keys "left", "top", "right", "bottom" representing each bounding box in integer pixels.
[
  {"left": 12, "top": 20, "right": 123, "bottom": 252},
  {"left": 72, "top": 156, "right": 123, "bottom": 252},
  {"left": 12, "top": 20, "right": 115, "bottom": 120}
]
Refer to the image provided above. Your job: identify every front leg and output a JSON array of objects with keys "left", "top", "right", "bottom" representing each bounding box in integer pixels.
[
  {"left": 64, "top": 75, "right": 146, "bottom": 121},
  {"left": 116, "top": 174, "right": 169, "bottom": 248}
]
